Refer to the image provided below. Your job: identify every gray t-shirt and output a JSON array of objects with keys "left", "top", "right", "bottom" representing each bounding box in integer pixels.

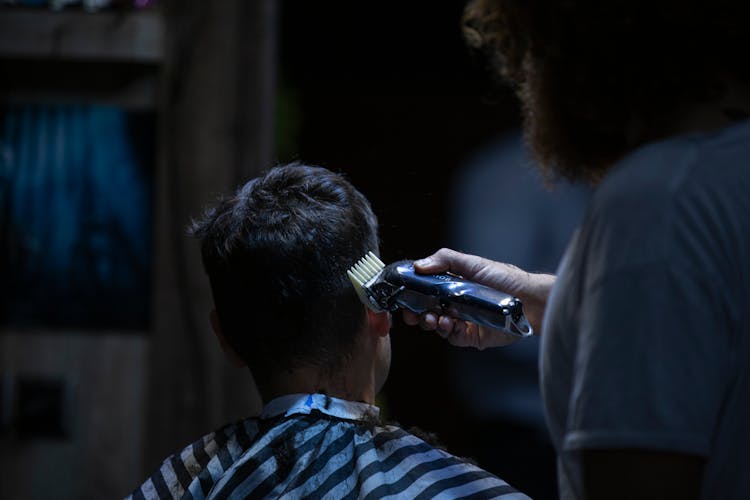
[{"left": 541, "top": 118, "right": 750, "bottom": 499}]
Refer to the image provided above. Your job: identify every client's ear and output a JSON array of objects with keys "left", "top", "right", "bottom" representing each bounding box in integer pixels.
[
  {"left": 210, "top": 309, "right": 247, "bottom": 368},
  {"left": 367, "top": 308, "right": 392, "bottom": 338}
]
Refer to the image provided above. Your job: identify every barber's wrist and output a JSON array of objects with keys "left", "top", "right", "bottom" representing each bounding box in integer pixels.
[{"left": 517, "top": 272, "right": 555, "bottom": 335}]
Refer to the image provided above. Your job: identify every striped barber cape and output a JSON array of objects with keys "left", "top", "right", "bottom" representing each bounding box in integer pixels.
[{"left": 126, "top": 393, "right": 529, "bottom": 499}]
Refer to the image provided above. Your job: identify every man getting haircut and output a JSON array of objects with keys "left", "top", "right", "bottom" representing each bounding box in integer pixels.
[{"left": 126, "top": 164, "right": 528, "bottom": 499}]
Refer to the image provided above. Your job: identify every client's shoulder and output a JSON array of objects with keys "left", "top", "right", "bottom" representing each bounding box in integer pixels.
[
  {"left": 358, "top": 422, "right": 530, "bottom": 499},
  {"left": 124, "top": 416, "right": 261, "bottom": 500}
]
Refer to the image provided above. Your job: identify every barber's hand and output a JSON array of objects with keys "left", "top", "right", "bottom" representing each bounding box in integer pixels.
[{"left": 402, "top": 248, "right": 555, "bottom": 349}]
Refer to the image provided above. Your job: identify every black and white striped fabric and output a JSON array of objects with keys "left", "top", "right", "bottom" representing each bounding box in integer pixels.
[{"left": 126, "top": 394, "right": 528, "bottom": 499}]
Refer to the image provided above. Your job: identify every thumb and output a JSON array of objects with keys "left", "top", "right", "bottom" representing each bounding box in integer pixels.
[
  {"left": 413, "top": 255, "right": 444, "bottom": 273},
  {"left": 414, "top": 248, "right": 485, "bottom": 280}
]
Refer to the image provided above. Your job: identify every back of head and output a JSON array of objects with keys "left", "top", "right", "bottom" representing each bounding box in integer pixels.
[{"left": 191, "top": 164, "right": 379, "bottom": 391}]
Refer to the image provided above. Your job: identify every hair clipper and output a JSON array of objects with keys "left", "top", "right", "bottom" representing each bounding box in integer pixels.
[{"left": 347, "top": 252, "right": 533, "bottom": 337}]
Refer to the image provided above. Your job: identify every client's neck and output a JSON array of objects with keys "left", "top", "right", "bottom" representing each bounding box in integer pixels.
[
  {"left": 261, "top": 358, "right": 377, "bottom": 406},
  {"left": 255, "top": 320, "right": 390, "bottom": 408}
]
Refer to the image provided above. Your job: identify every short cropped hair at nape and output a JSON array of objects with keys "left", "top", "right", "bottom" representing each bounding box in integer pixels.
[{"left": 191, "top": 164, "right": 379, "bottom": 386}]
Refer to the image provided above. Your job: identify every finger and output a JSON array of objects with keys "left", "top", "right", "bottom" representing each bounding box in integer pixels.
[
  {"left": 465, "top": 323, "right": 482, "bottom": 350},
  {"left": 413, "top": 247, "right": 470, "bottom": 274},
  {"left": 402, "top": 310, "right": 420, "bottom": 326},
  {"left": 445, "top": 320, "right": 475, "bottom": 348},
  {"left": 452, "top": 319, "right": 468, "bottom": 337},
  {"left": 469, "top": 323, "right": 519, "bottom": 349},
  {"left": 445, "top": 319, "right": 466, "bottom": 345},
  {"left": 414, "top": 248, "right": 491, "bottom": 283},
  {"left": 413, "top": 254, "right": 447, "bottom": 274},
  {"left": 419, "top": 312, "right": 438, "bottom": 331},
  {"left": 436, "top": 315, "right": 456, "bottom": 338}
]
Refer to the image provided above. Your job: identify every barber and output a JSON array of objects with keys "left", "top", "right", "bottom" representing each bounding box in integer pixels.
[{"left": 404, "top": 1, "right": 750, "bottom": 499}]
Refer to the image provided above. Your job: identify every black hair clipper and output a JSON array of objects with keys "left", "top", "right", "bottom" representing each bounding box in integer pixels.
[{"left": 347, "top": 252, "right": 533, "bottom": 337}]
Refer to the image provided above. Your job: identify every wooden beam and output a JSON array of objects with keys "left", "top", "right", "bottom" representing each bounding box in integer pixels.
[
  {"left": 0, "top": 9, "right": 164, "bottom": 63},
  {"left": 147, "top": 0, "right": 275, "bottom": 468}
]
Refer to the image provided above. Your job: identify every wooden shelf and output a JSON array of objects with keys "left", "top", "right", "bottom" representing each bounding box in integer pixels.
[
  {"left": 0, "top": 58, "right": 159, "bottom": 109},
  {"left": 0, "top": 8, "right": 164, "bottom": 63},
  {"left": 0, "top": 327, "right": 148, "bottom": 337}
]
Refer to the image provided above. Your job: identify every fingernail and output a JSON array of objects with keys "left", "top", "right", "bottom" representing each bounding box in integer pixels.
[{"left": 415, "top": 257, "right": 432, "bottom": 267}]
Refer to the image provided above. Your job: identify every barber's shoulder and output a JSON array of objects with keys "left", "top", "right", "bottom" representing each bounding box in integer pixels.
[
  {"left": 602, "top": 140, "right": 691, "bottom": 201},
  {"left": 585, "top": 132, "right": 712, "bottom": 237},
  {"left": 573, "top": 139, "right": 696, "bottom": 278}
]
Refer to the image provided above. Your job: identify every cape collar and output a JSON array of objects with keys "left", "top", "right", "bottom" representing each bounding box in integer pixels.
[{"left": 260, "top": 393, "right": 381, "bottom": 422}]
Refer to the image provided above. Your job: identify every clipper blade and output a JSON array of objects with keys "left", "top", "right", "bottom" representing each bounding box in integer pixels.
[{"left": 347, "top": 251, "right": 386, "bottom": 311}]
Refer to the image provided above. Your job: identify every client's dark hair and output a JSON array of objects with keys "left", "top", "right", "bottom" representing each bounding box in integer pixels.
[{"left": 191, "top": 164, "right": 379, "bottom": 390}]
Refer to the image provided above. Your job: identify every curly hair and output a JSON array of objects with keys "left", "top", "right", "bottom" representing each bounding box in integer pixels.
[{"left": 464, "top": 0, "right": 750, "bottom": 183}]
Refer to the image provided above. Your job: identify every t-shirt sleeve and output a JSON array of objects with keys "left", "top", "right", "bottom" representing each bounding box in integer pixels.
[{"left": 563, "top": 255, "right": 734, "bottom": 457}]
